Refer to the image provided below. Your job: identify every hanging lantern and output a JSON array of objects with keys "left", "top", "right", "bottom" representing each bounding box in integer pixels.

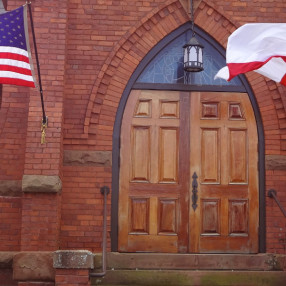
[
  {"left": 183, "top": 36, "right": 204, "bottom": 72},
  {"left": 183, "top": 0, "right": 204, "bottom": 73}
]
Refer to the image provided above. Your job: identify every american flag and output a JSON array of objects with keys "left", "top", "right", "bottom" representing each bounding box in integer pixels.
[{"left": 0, "top": 5, "right": 35, "bottom": 87}]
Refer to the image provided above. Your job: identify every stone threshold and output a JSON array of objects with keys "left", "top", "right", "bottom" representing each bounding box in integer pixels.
[{"left": 93, "top": 252, "right": 286, "bottom": 271}]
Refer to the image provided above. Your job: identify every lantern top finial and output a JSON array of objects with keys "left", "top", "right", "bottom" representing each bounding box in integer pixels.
[{"left": 183, "top": 36, "right": 204, "bottom": 49}]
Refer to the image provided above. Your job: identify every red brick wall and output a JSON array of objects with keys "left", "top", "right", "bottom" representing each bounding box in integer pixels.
[
  {"left": 0, "top": 197, "right": 21, "bottom": 251},
  {"left": 60, "top": 166, "right": 111, "bottom": 251},
  {"left": 55, "top": 269, "right": 90, "bottom": 286},
  {"left": 21, "top": 193, "right": 61, "bottom": 251},
  {"left": 0, "top": 86, "right": 28, "bottom": 180}
]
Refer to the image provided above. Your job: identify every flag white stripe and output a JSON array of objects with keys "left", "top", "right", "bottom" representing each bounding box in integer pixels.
[
  {"left": 214, "top": 66, "right": 229, "bottom": 81},
  {"left": 215, "top": 23, "right": 286, "bottom": 85},
  {"left": 0, "top": 46, "right": 29, "bottom": 57},
  {"left": 227, "top": 24, "right": 286, "bottom": 64},
  {"left": 0, "top": 70, "right": 34, "bottom": 82},
  {"left": 0, "top": 58, "right": 32, "bottom": 70},
  {"left": 255, "top": 57, "right": 286, "bottom": 83}
]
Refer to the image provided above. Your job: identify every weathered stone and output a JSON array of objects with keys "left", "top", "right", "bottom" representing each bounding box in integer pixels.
[
  {"left": 13, "top": 252, "right": 55, "bottom": 281},
  {"left": 53, "top": 250, "right": 94, "bottom": 269},
  {"left": 98, "top": 253, "right": 285, "bottom": 271},
  {"left": 265, "top": 155, "right": 286, "bottom": 170},
  {"left": 63, "top": 150, "right": 112, "bottom": 166},
  {"left": 275, "top": 254, "right": 286, "bottom": 271},
  {"left": 0, "top": 252, "right": 17, "bottom": 269},
  {"left": 0, "top": 180, "right": 22, "bottom": 197},
  {"left": 22, "top": 175, "right": 62, "bottom": 193}
]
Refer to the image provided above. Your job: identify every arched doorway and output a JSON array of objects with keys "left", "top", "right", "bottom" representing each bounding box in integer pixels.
[{"left": 111, "top": 23, "right": 265, "bottom": 253}]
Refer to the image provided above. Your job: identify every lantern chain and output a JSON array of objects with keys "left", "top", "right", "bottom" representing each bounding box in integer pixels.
[{"left": 191, "top": 0, "right": 195, "bottom": 36}]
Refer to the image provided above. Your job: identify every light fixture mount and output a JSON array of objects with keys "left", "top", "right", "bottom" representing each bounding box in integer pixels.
[{"left": 183, "top": 0, "right": 204, "bottom": 73}]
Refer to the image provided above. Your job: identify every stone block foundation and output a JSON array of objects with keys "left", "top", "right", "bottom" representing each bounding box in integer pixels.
[{"left": 0, "top": 250, "right": 94, "bottom": 286}]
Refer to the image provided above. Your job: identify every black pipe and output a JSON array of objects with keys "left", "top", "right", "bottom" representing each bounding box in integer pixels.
[
  {"left": 90, "top": 186, "right": 110, "bottom": 277},
  {"left": 268, "top": 189, "right": 286, "bottom": 217}
]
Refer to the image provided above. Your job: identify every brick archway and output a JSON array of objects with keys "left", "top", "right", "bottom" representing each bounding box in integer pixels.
[{"left": 85, "top": 0, "right": 281, "bottom": 140}]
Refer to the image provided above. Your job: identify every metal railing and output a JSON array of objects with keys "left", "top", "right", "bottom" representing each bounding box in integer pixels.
[
  {"left": 90, "top": 185, "right": 110, "bottom": 278},
  {"left": 268, "top": 189, "right": 286, "bottom": 217}
]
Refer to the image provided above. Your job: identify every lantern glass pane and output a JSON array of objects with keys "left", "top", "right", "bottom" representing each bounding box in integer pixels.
[
  {"left": 184, "top": 48, "right": 189, "bottom": 63},
  {"left": 198, "top": 48, "right": 203, "bottom": 63},
  {"left": 189, "top": 47, "right": 198, "bottom": 61},
  {"left": 137, "top": 29, "right": 242, "bottom": 86}
]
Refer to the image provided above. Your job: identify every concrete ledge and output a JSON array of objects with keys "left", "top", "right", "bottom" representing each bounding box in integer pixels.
[
  {"left": 91, "top": 270, "right": 286, "bottom": 286},
  {"left": 98, "top": 253, "right": 285, "bottom": 271},
  {"left": 0, "top": 252, "right": 17, "bottom": 269},
  {"left": 0, "top": 180, "right": 22, "bottom": 197},
  {"left": 265, "top": 155, "right": 286, "bottom": 170},
  {"left": 53, "top": 250, "right": 94, "bottom": 269},
  {"left": 22, "top": 175, "right": 62, "bottom": 193},
  {"left": 13, "top": 251, "right": 55, "bottom": 281},
  {"left": 63, "top": 150, "right": 112, "bottom": 166},
  {"left": 275, "top": 254, "right": 286, "bottom": 271}
]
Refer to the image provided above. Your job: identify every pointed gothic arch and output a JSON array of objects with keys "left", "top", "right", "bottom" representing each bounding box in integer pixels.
[{"left": 111, "top": 22, "right": 265, "bottom": 253}]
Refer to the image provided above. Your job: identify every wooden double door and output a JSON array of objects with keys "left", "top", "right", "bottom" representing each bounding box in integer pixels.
[{"left": 118, "top": 90, "right": 259, "bottom": 253}]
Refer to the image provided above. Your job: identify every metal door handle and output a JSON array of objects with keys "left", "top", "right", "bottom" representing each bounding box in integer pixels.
[{"left": 192, "top": 172, "right": 198, "bottom": 211}]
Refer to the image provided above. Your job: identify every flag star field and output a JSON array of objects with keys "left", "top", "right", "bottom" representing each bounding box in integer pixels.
[{"left": 0, "top": 5, "right": 35, "bottom": 87}]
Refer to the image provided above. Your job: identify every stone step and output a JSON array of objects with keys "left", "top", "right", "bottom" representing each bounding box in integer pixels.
[
  {"left": 90, "top": 270, "right": 286, "bottom": 286},
  {"left": 93, "top": 253, "right": 286, "bottom": 271}
]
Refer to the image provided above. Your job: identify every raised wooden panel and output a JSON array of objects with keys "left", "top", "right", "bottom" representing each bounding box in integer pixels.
[
  {"left": 201, "top": 129, "right": 220, "bottom": 183},
  {"left": 129, "top": 198, "right": 149, "bottom": 234},
  {"left": 229, "top": 200, "right": 248, "bottom": 236},
  {"left": 201, "top": 199, "right": 220, "bottom": 235},
  {"left": 160, "top": 100, "right": 179, "bottom": 118},
  {"left": 158, "top": 199, "right": 177, "bottom": 234},
  {"left": 229, "top": 103, "right": 244, "bottom": 120},
  {"left": 159, "top": 128, "right": 178, "bottom": 183},
  {"left": 202, "top": 102, "right": 219, "bottom": 118},
  {"left": 131, "top": 126, "right": 150, "bottom": 182},
  {"left": 134, "top": 99, "right": 151, "bottom": 117},
  {"left": 229, "top": 129, "right": 247, "bottom": 184}
]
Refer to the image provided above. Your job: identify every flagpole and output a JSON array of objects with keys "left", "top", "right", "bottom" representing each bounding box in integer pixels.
[{"left": 27, "top": 2, "right": 47, "bottom": 126}]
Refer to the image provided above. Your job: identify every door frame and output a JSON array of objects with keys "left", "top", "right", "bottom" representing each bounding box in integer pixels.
[{"left": 111, "top": 22, "right": 266, "bottom": 253}]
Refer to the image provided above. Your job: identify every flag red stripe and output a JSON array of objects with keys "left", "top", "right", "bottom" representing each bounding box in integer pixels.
[
  {"left": 0, "top": 52, "right": 30, "bottom": 64},
  {"left": 0, "top": 77, "right": 35, "bottom": 87},
  {"left": 0, "top": 64, "right": 32, "bottom": 76},
  {"left": 281, "top": 74, "right": 286, "bottom": 86},
  {"left": 227, "top": 55, "right": 286, "bottom": 81}
]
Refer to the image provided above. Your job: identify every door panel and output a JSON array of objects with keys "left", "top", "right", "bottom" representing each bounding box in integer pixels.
[
  {"left": 119, "top": 90, "right": 259, "bottom": 253},
  {"left": 201, "top": 128, "right": 220, "bottom": 183},
  {"left": 190, "top": 92, "right": 258, "bottom": 253},
  {"left": 118, "top": 90, "right": 190, "bottom": 253}
]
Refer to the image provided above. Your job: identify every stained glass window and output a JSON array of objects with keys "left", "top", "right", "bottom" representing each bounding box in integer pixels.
[{"left": 137, "top": 30, "right": 242, "bottom": 86}]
